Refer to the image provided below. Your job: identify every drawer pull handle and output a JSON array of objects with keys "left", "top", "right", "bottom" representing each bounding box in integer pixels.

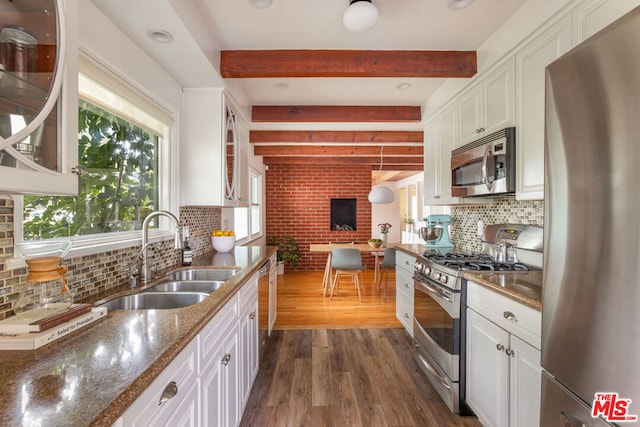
[
  {"left": 503, "top": 311, "right": 518, "bottom": 322},
  {"left": 158, "top": 381, "right": 178, "bottom": 406},
  {"left": 496, "top": 344, "right": 505, "bottom": 352},
  {"left": 404, "top": 313, "right": 410, "bottom": 319},
  {"left": 249, "top": 312, "right": 256, "bottom": 319},
  {"left": 221, "top": 353, "right": 231, "bottom": 366},
  {"left": 404, "top": 283, "right": 410, "bottom": 289}
]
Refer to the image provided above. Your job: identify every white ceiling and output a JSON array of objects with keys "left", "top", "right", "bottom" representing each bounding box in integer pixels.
[{"left": 89, "top": 0, "right": 528, "bottom": 117}]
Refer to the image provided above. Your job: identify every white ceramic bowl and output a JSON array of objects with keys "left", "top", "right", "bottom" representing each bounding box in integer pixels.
[{"left": 211, "top": 235, "right": 236, "bottom": 252}]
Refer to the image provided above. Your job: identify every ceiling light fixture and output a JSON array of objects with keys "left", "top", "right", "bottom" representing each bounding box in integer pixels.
[
  {"left": 368, "top": 146, "right": 395, "bottom": 204},
  {"left": 343, "top": 0, "right": 379, "bottom": 32},
  {"left": 249, "top": 0, "right": 273, "bottom": 9},
  {"left": 447, "top": 0, "right": 474, "bottom": 10},
  {"left": 147, "top": 29, "right": 173, "bottom": 43}
]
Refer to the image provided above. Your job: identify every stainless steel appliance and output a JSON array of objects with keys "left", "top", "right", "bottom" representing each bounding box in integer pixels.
[
  {"left": 451, "top": 127, "right": 516, "bottom": 197},
  {"left": 413, "top": 224, "right": 542, "bottom": 414},
  {"left": 542, "top": 7, "right": 640, "bottom": 426},
  {"left": 257, "top": 258, "right": 273, "bottom": 358}
]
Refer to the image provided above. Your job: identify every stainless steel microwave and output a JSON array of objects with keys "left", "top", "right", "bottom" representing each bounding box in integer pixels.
[{"left": 450, "top": 127, "right": 516, "bottom": 197}]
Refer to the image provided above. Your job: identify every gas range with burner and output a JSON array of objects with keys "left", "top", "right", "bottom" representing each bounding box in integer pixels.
[{"left": 411, "top": 224, "right": 543, "bottom": 414}]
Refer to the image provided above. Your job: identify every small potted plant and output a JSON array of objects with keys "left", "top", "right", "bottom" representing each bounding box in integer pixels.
[
  {"left": 267, "top": 236, "right": 302, "bottom": 274},
  {"left": 378, "top": 222, "right": 392, "bottom": 247},
  {"left": 403, "top": 215, "right": 415, "bottom": 233}
]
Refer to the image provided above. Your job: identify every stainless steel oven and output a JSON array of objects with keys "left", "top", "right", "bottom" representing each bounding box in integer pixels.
[
  {"left": 413, "top": 273, "right": 462, "bottom": 413},
  {"left": 412, "top": 223, "right": 544, "bottom": 415}
]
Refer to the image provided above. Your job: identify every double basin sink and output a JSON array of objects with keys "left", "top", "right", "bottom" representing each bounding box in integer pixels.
[{"left": 99, "top": 268, "right": 238, "bottom": 310}]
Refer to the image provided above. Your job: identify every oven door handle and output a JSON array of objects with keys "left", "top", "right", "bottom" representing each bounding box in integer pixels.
[
  {"left": 414, "top": 344, "right": 451, "bottom": 391},
  {"left": 482, "top": 144, "right": 493, "bottom": 192},
  {"left": 421, "top": 281, "right": 453, "bottom": 303}
]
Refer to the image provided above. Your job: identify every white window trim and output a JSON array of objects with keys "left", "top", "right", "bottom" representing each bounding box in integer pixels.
[{"left": 9, "top": 57, "right": 179, "bottom": 270}]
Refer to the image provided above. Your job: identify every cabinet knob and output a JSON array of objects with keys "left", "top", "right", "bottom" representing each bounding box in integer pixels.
[
  {"left": 404, "top": 313, "right": 410, "bottom": 319},
  {"left": 221, "top": 353, "right": 231, "bottom": 366},
  {"left": 404, "top": 283, "right": 410, "bottom": 289},
  {"left": 476, "top": 127, "right": 485, "bottom": 133},
  {"left": 505, "top": 348, "right": 515, "bottom": 357},
  {"left": 503, "top": 311, "right": 518, "bottom": 322},
  {"left": 434, "top": 195, "right": 441, "bottom": 199},
  {"left": 71, "top": 165, "right": 85, "bottom": 176},
  {"left": 249, "top": 312, "right": 256, "bottom": 320},
  {"left": 158, "top": 381, "right": 178, "bottom": 406},
  {"left": 496, "top": 344, "right": 505, "bottom": 352}
]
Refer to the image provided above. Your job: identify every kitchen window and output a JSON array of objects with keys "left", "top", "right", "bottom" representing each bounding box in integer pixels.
[
  {"left": 11, "top": 55, "right": 176, "bottom": 262},
  {"left": 233, "top": 167, "right": 263, "bottom": 242}
]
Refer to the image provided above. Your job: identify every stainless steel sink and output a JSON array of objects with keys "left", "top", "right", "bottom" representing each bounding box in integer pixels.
[
  {"left": 99, "top": 292, "right": 208, "bottom": 310},
  {"left": 166, "top": 268, "right": 237, "bottom": 281},
  {"left": 146, "top": 280, "right": 226, "bottom": 294}
]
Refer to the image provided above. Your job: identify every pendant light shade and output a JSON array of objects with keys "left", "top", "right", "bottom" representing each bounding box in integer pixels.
[
  {"left": 368, "top": 185, "right": 395, "bottom": 204},
  {"left": 343, "top": 0, "right": 379, "bottom": 32}
]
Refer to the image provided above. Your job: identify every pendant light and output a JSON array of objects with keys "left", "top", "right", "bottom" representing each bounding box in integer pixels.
[
  {"left": 368, "top": 146, "right": 395, "bottom": 204},
  {"left": 343, "top": 0, "right": 379, "bottom": 32}
]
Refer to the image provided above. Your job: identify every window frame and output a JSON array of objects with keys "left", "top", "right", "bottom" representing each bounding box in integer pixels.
[{"left": 9, "top": 56, "right": 178, "bottom": 269}]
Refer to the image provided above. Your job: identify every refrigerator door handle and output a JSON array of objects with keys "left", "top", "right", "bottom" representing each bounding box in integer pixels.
[{"left": 560, "top": 412, "right": 586, "bottom": 427}]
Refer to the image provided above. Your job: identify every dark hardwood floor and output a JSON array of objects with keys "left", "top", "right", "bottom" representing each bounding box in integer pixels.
[{"left": 242, "top": 271, "right": 480, "bottom": 426}]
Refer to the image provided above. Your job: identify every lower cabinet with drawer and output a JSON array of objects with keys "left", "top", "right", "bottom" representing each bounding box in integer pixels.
[
  {"left": 115, "top": 272, "right": 260, "bottom": 427},
  {"left": 465, "top": 281, "right": 542, "bottom": 427},
  {"left": 395, "top": 250, "right": 416, "bottom": 335}
]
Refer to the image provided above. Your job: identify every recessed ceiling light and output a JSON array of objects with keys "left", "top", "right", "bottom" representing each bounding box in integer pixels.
[
  {"left": 147, "top": 29, "right": 173, "bottom": 43},
  {"left": 274, "top": 82, "right": 289, "bottom": 89},
  {"left": 448, "top": 0, "right": 474, "bottom": 10},
  {"left": 249, "top": 0, "right": 273, "bottom": 9},
  {"left": 397, "top": 82, "right": 411, "bottom": 89}
]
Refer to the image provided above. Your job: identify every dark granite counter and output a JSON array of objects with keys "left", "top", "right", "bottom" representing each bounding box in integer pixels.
[
  {"left": 464, "top": 271, "right": 543, "bottom": 311},
  {"left": 0, "top": 245, "right": 276, "bottom": 427}
]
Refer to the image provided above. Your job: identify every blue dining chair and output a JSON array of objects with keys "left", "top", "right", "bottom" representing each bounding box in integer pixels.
[
  {"left": 377, "top": 247, "right": 396, "bottom": 301},
  {"left": 330, "top": 248, "right": 364, "bottom": 302}
]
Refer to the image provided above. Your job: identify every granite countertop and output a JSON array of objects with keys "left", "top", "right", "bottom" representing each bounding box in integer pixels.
[
  {"left": 0, "top": 245, "right": 276, "bottom": 427},
  {"left": 464, "top": 270, "right": 543, "bottom": 311},
  {"left": 392, "top": 243, "right": 425, "bottom": 257}
]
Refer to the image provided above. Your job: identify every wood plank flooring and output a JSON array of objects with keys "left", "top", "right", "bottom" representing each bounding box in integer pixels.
[
  {"left": 273, "top": 270, "right": 401, "bottom": 329},
  {"left": 244, "top": 271, "right": 481, "bottom": 426},
  {"left": 240, "top": 329, "right": 481, "bottom": 427}
]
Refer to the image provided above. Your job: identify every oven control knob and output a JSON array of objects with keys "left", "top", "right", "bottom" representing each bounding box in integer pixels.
[
  {"left": 425, "top": 266, "right": 431, "bottom": 275},
  {"left": 439, "top": 275, "right": 448, "bottom": 284},
  {"left": 434, "top": 272, "right": 441, "bottom": 281}
]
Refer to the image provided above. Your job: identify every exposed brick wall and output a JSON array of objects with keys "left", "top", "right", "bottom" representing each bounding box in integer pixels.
[{"left": 265, "top": 164, "right": 376, "bottom": 271}]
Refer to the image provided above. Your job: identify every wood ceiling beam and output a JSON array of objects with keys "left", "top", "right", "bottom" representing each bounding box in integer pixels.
[
  {"left": 250, "top": 130, "right": 423, "bottom": 144},
  {"left": 254, "top": 145, "right": 423, "bottom": 157},
  {"left": 220, "top": 50, "right": 477, "bottom": 78},
  {"left": 262, "top": 156, "right": 423, "bottom": 166},
  {"left": 252, "top": 105, "right": 421, "bottom": 122}
]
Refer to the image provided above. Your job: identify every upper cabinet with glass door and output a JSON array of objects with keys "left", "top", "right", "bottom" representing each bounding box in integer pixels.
[{"left": 0, "top": 0, "right": 78, "bottom": 195}]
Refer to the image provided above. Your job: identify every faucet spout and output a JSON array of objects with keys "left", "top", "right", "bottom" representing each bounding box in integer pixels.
[{"left": 139, "top": 210, "right": 183, "bottom": 285}]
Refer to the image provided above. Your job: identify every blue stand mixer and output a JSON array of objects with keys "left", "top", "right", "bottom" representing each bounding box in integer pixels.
[{"left": 419, "top": 214, "right": 455, "bottom": 252}]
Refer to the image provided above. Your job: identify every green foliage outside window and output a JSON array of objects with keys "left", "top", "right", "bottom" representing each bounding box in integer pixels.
[{"left": 23, "top": 100, "right": 159, "bottom": 240}]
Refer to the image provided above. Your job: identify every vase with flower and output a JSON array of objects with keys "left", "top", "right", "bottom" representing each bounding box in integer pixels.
[{"left": 378, "top": 222, "right": 392, "bottom": 247}]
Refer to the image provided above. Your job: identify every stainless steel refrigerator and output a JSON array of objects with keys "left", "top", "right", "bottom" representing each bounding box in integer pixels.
[{"left": 542, "top": 6, "right": 640, "bottom": 426}]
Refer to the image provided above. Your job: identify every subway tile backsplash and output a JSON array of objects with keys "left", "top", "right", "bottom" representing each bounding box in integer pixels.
[
  {"left": 450, "top": 196, "right": 544, "bottom": 253},
  {"left": 0, "top": 197, "right": 221, "bottom": 320}
]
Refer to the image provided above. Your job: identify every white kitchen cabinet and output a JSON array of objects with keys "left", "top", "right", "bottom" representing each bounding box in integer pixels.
[
  {"left": 181, "top": 90, "right": 247, "bottom": 206},
  {"left": 424, "top": 105, "right": 459, "bottom": 206},
  {"left": 515, "top": 14, "right": 572, "bottom": 200},
  {"left": 466, "top": 281, "right": 541, "bottom": 427},
  {"left": 0, "top": 0, "right": 79, "bottom": 195},
  {"left": 119, "top": 339, "right": 199, "bottom": 426},
  {"left": 395, "top": 251, "right": 416, "bottom": 334},
  {"left": 200, "top": 294, "right": 240, "bottom": 427},
  {"left": 238, "top": 273, "right": 259, "bottom": 410},
  {"left": 572, "top": 0, "right": 640, "bottom": 42},
  {"left": 458, "top": 58, "right": 515, "bottom": 147}
]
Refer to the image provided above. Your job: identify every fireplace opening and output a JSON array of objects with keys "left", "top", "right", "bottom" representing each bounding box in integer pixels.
[{"left": 331, "top": 198, "right": 357, "bottom": 231}]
